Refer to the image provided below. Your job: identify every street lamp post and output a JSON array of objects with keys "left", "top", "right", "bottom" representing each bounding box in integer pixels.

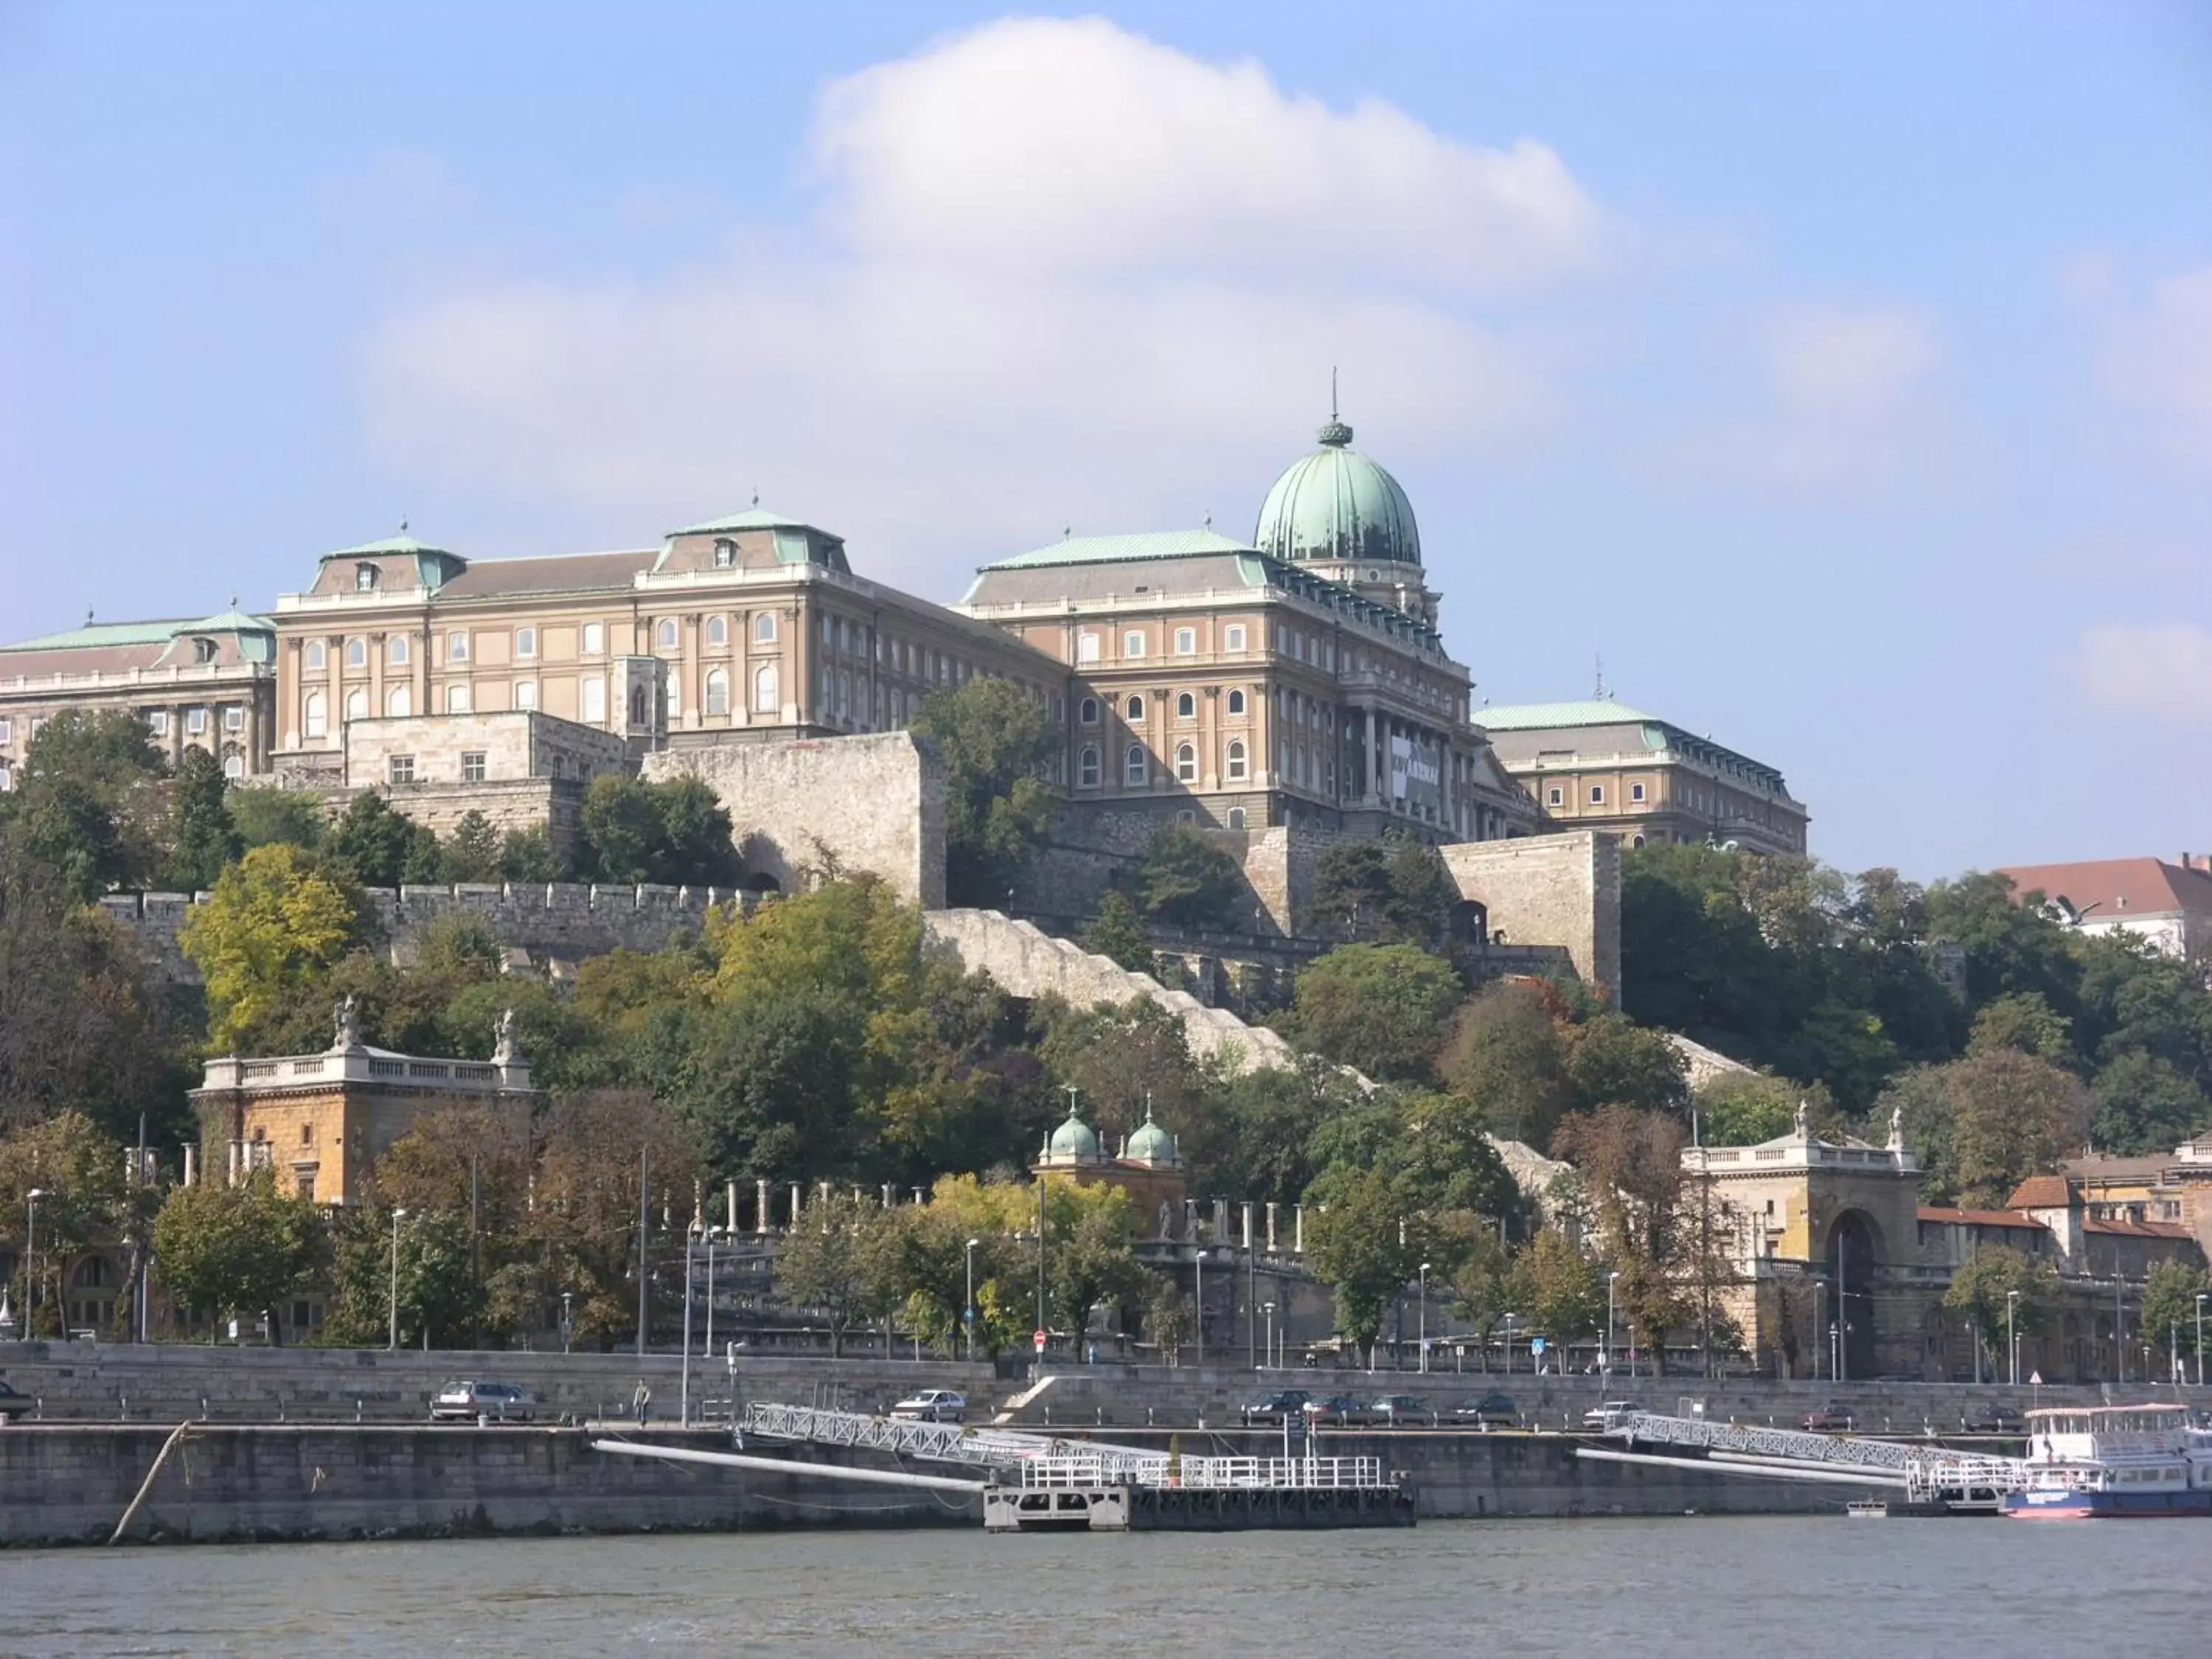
[
  {"left": 1418, "top": 1262, "right": 1431, "bottom": 1374},
  {"left": 1605, "top": 1270, "right": 1619, "bottom": 1377},
  {"left": 1813, "top": 1281, "right": 1826, "bottom": 1381},
  {"left": 1263, "top": 1301, "right": 1276, "bottom": 1370},
  {"left": 1829, "top": 1321, "right": 1840, "bottom": 1385},
  {"left": 2007, "top": 1290, "right": 2020, "bottom": 1387},
  {"left": 1194, "top": 1250, "right": 1207, "bottom": 1367},
  {"left": 703, "top": 1228, "right": 717, "bottom": 1379},
  {"left": 681, "top": 1223, "right": 698, "bottom": 1426},
  {"left": 560, "top": 1291, "right": 572, "bottom": 1354},
  {"left": 24, "top": 1190, "right": 45, "bottom": 1337},
  {"left": 964, "top": 1237, "right": 979, "bottom": 1363},
  {"left": 2197, "top": 1294, "right": 2207, "bottom": 1389},
  {"left": 387, "top": 1208, "right": 408, "bottom": 1352}
]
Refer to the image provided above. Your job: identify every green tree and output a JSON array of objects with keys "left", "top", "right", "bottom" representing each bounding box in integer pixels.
[
  {"left": 1289, "top": 942, "right": 1463, "bottom": 1083},
  {"left": 650, "top": 775, "right": 741, "bottom": 884},
  {"left": 1039, "top": 996, "right": 1208, "bottom": 1150},
  {"left": 0, "top": 709, "right": 168, "bottom": 898},
  {"left": 910, "top": 678, "right": 1058, "bottom": 907},
  {"left": 1943, "top": 1244, "right": 2059, "bottom": 1374},
  {"left": 0, "top": 1110, "right": 132, "bottom": 1336},
  {"left": 2140, "top": 1257, "right": 2211, "bottom": 1374},
  {"left": 1043, "top": 1181, "right": 1145, "bottom": 1352},
  {"left": 1303, "top": 1164, "right": 1426, "bottom": 1360},
  {"left": 1312, "top": 841, "right": 1391, "bottom": 939},
  {"left": 1439, "top": 980, "right": 1575, "bottom": 1145},
  {"left": 498, "top": 826, "right": 564, "bottom": 883},
  {"left": 1551, "top": 1105, "right": 1692, "bottom": 1369},
  {"left": 1694, "top": 1071, "right": 1826, "bottom": 1147},
  {"left": 1379, "top": 838, "right": 1458, "bottom": 948},
  {"left": 1966, "top": 992, "right": 2076, "bottom": 1065},
  {"left": 163, "top": 746, "right": 241, "bottom": 892},
  {"left": 327, "top": 792, "right": 440, "bottom": 888},
  {"left": 1130, "top": 824, "right": 1242, "bottom": 930},
  {"left": 181, "top": 844, "right": 365, "bottom": 1051},
  {"left": 577, "top": 776, "right": 738, "bottom": 885},
  {"left": 2090, "top": 1051, "right": 2209, "bottom": 1158},
  {"left": 1078, "top": 889, "right": 1154, "bottom": 974},
  {"left": 773, "top": 1189, "right": 899, "bottom": 1357},
  {"left": 1141, "top": 1271, "right": 1194, "bottom": 1364},
  {"left": 1180, "top": 1060, "right": 1353, "bottom": 1206},
  {"left": 1512, "top": 1226, "right": 1606, "bottom": 1360},
  {"left": 439, "top": 811, "right": 505, "bottom": 883},
  {"left": 1944, "top": 1047, "right": 2090, "bottom": 1207},
  {"left": 150, "top": 1170, "right": 321, "bottom": 1340},
  {"left": 1562, "top": 1012, "right": 1689, "bottom": 1117},
  {"left": 226, "top": 787, "right": 327, "bottom": 851}
]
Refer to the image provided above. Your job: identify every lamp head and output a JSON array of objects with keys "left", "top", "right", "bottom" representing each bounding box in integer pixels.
[{"left": 27, "top": 1189, "right": 45, "bottom": 1201}]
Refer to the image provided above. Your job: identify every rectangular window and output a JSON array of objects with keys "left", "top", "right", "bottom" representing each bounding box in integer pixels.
[
  {"left": 146, "top": 711, "right": 168, "bottom": 737},
  {"left": 1225, "top": 625, "right": 1247, "bottom": 652},
  {"left": 460, "top": 751, "right": 487, "bottom": 784},
  {"left": 1174, "top": 627, "right": 1196, "bottom": 655},
  {"left": 1123, "top": 630, "right": 1147, "bottom": 659},
  {"left": 582, "top": 622, "right": 605, "bottom": 656},
  {"left": 186, "top": 707, "right": 207, "bottom": 735},
  {"left": 1630, "top": 782, "right": 1646, "bottom": 802},
  {"left": 515, "top": 627, "right": 537, "bottom": 659},
  {"left": 445, "top": 683, "right": 472, "bottom": 714},
  {"left": 582, "top": 675, "right": 606, "bottom": 723},
  {"left": 1589, "top": 785, "right": 1605, "bottom": 804},
  {"left": 513, "top": 679, "right": 538, "bottom": 712},
  {"left": 223, "top": 706, "right": 244, "bottom": 732},
  {"left": 388, "top": 755, "right": 415, "bottom": 785},
  {"left": 448, "top": 632, "right": 470, "bottom": 663},
  {"left": 1547, "top": 787, "right": 1563, "bottom": 806},
  {"left": 0, "top": 717, "right": 11, "bottom": 743},
  {"left": 1077, "top": 633, "right": 1100, "bottom": 664}
]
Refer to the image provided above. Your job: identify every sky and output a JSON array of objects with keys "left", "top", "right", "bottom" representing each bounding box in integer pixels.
[{"left": 3, "top": 1, "right": 2209, "bottom": 878}]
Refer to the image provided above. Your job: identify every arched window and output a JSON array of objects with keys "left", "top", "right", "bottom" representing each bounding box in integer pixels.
[
  {"left": 658, "top": 617, "right": 679, "bottom": 649},
  {"left": 344, "top": 638, "right": 365, "bottom": 668},
  {"left": 754, "top": 612, "right": 778, "bottom": 643},
  {"left": 1124, "top": 744, "right": 1148, "bottom": 787},
  {"left": 1124, "top": 694, "right": 1144, "bottom": 722},
  {"left": 753, "top": 663, "right": 780, "bottom": 713},
  {"left": 223, "top": 753, "right": 244, "bottom": 780},
  {"left": 705, "top": 667, "right": 730, "bottom": 715},
  {"left": 1227, "top": 807, "right": 1245, "bottom": 830},
  {"left": 390, "top": 635, "right": 411, "bottom": 665},
  {"left": 1175, "top": 742, "right": 1197, "bottom": 782},
  {"left": 1226, "top": 740, "right": 1247, "bottom": 781},
  {"left": 303, "top": 691, "right": 327, "bottom": 740},
  {"left": 706, "top": 615, "right": 728, "bottom": 646},
  {"left": 1175, "top": 692, "right": 1195, "bottom": 719},
  {"left": 386, "top": 685, "right": 411, "bottom": 717},
  {"left": 630, "top": 685, "right": 647, "bottom": 726},
  {"left": 447, "top": 683, "right": 472, "bottom": 714},
  {"left": 1079, "top": 745, "right": 1100, "bottom": 787},
  {"left": 1079, "top": 697, "right": 1099, "bottom": 726},
  {"left": 305, "top": 640, "right": 327, "bottom": 672},
  {"left": 344, "top": 687, "right": 367, "bottom": 721},
  {"left": 1227, "top": 689, "right": 1246, "bottom": 715}
]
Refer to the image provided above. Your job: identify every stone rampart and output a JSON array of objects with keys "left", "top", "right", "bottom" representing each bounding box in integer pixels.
[
  {"left": 1441, "top": 830, "right": 1621, "bottom": 998},
  {"left": 642, "top": 731, "right": 947, "bottom": 908}
]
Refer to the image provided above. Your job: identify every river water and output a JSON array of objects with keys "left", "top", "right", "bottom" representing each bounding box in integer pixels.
[{"left": 3, "top": 1518, "right": 2203, "bottom": 1656}]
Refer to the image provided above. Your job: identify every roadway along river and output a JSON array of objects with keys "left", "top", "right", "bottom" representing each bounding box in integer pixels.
[{"left": 3, "top": 1517, "right": 2204, "bottom": 1655}]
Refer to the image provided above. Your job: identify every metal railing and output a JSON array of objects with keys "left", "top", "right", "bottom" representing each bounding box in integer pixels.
[
  {"left": 1018, "top": 1454, "right": 1388, "bottom": 1491},
  {"left": 1612, "top": 1409, "right": 2032, "bottom": 1501},
  {"left": 735, "top": 1402, "right": 1168, "bottom": 1481}
]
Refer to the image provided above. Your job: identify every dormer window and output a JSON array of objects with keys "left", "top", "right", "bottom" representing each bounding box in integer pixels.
[
  {"left": 191, "top": 637, "right": 217, "bottom": 664},
  {"left": 355, "top": 563, "right": 378, "bottom": 591},
  {"left": 713, "top": 539, "right": 736, "bottom": 569}
]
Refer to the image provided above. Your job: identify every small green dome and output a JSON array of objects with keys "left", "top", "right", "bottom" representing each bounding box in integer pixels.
[
  {"left": 1122, "top": 1105, "right": 1180, "bottom": 1166},
  {"left": 1253, "top": 412, "right": 1422, "bottom": 569},
  {"left": 1046, "top": 1104, "right": 1101, "bottom": 1162}
]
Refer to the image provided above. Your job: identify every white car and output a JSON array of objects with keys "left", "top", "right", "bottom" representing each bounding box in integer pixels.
[
  {"left": 1580, "top": 1399, "right": 1637, "bottom": 1430},
  {"left": 889, "top": 1389, "right": 966, "bottom": 1424},
  {"left": 431, "top": 1380, "right": 538, "bottom": 1422}
]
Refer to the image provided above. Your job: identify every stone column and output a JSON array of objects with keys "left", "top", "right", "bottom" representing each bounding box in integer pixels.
[
  {"left": 725, "top": 1180, "right": 738, "bottom": 1231},
  {"left": 787, "top": 1181, "right": 801, "bottom": 1228},
  {"left": 1294, "top": 1204, "right": 1305, "bottom": 1254},
  {"left": 1241, "top": 1201, "right": 1253, "bottom": 1249},
  {"left": 755, "top": 1178, "right": 771, "bottom": 1235},
  {"left": 1265, "top": 1201, "right": 1278, "bottom": 1252},
  {"left": 368, "top": 633, "right": 385, "bottom": 721},
  {"left": 324, "top": 636, "right": 344, "bottom": 753},
  {"left": 1364, "top": 705, "right": 1382, "bottom": 808}
]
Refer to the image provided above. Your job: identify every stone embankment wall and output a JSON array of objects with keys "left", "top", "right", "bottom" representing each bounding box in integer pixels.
[
  {"left": 922, "top": 908, "right": 1300, "bottom": 1075},
  {"left": 644, "top": 731, "right": 947, "bottom": 908},
  {"left": 1442, "top": 830, "right": 1621, "bottom": 998}
]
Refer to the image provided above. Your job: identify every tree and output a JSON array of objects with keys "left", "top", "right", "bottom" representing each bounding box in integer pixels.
[
  {"left": 226, "top": 787, "right": 327, "bottom": 852},
  {"left": 0, "top": 1110, "right": 131, "bottom": 1336},
  {"left": 1943, "top": 1244, "right": 2059, "bottom": 1374},
  {"left": 910, "top": 678, "right": 1058, "bottom": 906},
  {"left": 164, "top": 747, "right": 241, "bottom": 892},
  {"left": 1944, "top": 1048, "right": 2089, "bottom": 1207},
  {"left": 324, "top": 1206, "right": 484, "bottom": 1350},
  {"left": 651, "top": 775, "right": 741, "bottom": 885},
  {"left": 1512, "top": 1227, "right": 1605, "bottom": 1360},
  {"left": 579, "top": 776, "right": 740, "bottom": 886},
  {"left": 1562, "top": 1012, "right": 1688, "bottom": 1118},
  {"left": 1179, "top": 1060, "right": 1353, "bottom": 1206},
  {"left": 1141, "top": 1271, "right": 1194, "bottom": 1364},
  {"left": 1967, "top": 992, "right": 2076, "bottom": 1066},
  {"left": 1043, "top": 1181, "right": 1145, "bottom": 1352},
  {"left": 0, "top": 709, "right": 168, "bottom": 898},
  {"left": 180, "top": 844, "right": 364, "bottom": 1051},
  {"left": 498, "top": 826, "right": 564, "bottom": 883},
  {"left": 1444, "top": 1229, "right": 1517, "bottom": 1368},
  {"left": 1288, "top": 942, "right": 1462, "bottom": 1083},
  {"left": 1304, "top": 1164, "right": 1425, "bottom": 1361},
  {"left": 150, "top": 1170, "right": 321, "bottom": 1340},
  {"left": 440, "top": 811, "right": 505, "bottom": 884},
  {"left": 1130, "top": 824, "right": 1242, "bottom": 930},
  {"left": 774, "top": 1189, "right": 898, "bottom": 1357},
  {"left": 1694, "top": 1071, "right": 1820, "bottom": 1147},
  {"left": 1551, "top": 1105, "right": 1692, "bottom": 1370},
  {"left": 1312, "top": 841, "right": 1391, "bottom": 939},
  {"left": 1078, "top": 890, "right": 1153, "bottom": 974},
  {"left": 1312, "top": 835, "right": 1456, "bottom": 947},
  {"left": 327, "top": 792, "right": 439, "bottom": 888},
  {"left": 1039, "top": 996, "right": 1208, "bottom": 1150},
  {"left": 2090, "top": 1051, "right": 2209, "bottom": 1158},
  {"left": 2140, "top": 1257, "right": 2210, "bottom": 1376},
  {"left": 1440, "top": 981, "right": 1575, "bottom": 1146}
]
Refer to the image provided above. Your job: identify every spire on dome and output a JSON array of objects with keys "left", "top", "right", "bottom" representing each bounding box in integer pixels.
[{"left": 1318, "top": 366, "right": 1353, "bottom": 448}]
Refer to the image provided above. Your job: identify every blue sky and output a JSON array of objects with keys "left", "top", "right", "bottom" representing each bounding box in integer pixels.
[{"left": 4, "top": 2, "right": 2209, "bottom": 877}]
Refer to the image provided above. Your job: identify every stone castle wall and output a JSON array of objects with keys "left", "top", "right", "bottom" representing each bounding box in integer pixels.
[
  {"left": 642, "top": 731, "right": 947, "bottom": 908},
  {"left": 1441, "top": 830, "right": 1621, "bottom": 998}
]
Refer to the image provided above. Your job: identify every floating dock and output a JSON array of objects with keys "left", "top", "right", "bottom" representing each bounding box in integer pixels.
[{"left": 983, "top": 1453, "right": 1416, "bottom": 1533}]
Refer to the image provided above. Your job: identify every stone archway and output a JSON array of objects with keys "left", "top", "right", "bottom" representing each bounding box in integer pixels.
[{"left": 1826, "top": 1209, "right": 1882, "bottom": 1381}]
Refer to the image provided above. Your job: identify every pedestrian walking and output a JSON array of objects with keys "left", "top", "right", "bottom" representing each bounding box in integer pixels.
[{"left": 633, "top": 1378, "right": 652, "bottom": 1425}]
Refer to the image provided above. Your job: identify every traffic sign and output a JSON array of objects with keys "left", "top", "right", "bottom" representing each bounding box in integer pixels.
[
  {"left": 1529, "top": 1336, "right": 1548, "bottom": 1355},
  {"left": 2028, "top": 1370, "right": 2042, "bottom": 1386},
  {"left": 1032, "top": 1328, "right": 1048, "bottom": 1352}
]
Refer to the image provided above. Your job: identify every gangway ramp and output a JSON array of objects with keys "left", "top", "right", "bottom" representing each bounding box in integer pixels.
[
  {"left": 735, "top": 1402, "right": 1169, "bottom": 1482},
  {"left": 1587, "top": 1409, "right": 2029, "bottom": 1508}
]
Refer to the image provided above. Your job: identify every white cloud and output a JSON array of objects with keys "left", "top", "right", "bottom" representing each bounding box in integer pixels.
[
  {"left": 359, "top": 18, "right": 1603, "bottom": 588},
  {"left": 2068, "top": 621, "right": 2212, "bottom": 723},
  {"left": 1656, "top": 302, "right": 1948, "bottom": 490},
  {"left": 2094, "top": 264, "right": 2212, "bottom": 470}
]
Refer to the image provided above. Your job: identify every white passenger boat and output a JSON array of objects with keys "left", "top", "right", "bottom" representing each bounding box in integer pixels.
[{"left": 2000, "top": 1405, "right": 2212, "bottom": 1520}]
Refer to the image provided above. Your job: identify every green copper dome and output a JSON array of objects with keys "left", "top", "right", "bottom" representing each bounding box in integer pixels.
[
  {"left": 1253, "top": 411, "right": 1422, "bottom": 569},
  {"left": 1045, "top": 1104, "right": 1102, "bottom": 1162},
  {"left": 1122, "top": 1105, "right": 1180, "bottom": 1167}
]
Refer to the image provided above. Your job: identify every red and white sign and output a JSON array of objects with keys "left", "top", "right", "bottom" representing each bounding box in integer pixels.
[{"left": 1032, "top": 1329, "right": 1048, "bottom": 1352}]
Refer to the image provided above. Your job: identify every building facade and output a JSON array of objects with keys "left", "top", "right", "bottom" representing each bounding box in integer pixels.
[
  {"left": 0, "top": 610, "right": 277, "bottom": 791},
  {"left": 1995, "top": 857, "right": 2212, "bottom": 960},
  {"left": 1478, "top": 698, "right": 1808, "bottom": 854}
]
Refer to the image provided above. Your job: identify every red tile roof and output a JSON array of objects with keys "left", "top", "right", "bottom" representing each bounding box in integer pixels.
[
  {"left": 1995, "top": 858, "right": 2212, "bottom": 922},
  {"left": 434, "top": 550, "right": 658, "bottom": 601},
  {"left": 1918, "top": 1206, "right": 2045, "bottom": 1231},
  {"left": 2084, "top": 1217, "right": 2196, "bottom": 1240},
  {"left": 2007, "top": 1175, "right": 2074, "bottom": 1210}
]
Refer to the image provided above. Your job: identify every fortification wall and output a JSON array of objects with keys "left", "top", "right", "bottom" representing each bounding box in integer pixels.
[
  {"left": 1441, "top": 830, "right": 1621, "bottom": 998},
  {"left": 642, "top": 731, "right": 947, "bottom": 909}
]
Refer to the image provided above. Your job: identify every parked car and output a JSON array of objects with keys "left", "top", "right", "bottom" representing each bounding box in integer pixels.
[
  {"left": 1301, "top": 1394, "right": 1371, "bottom": 1425},
  {"left": 1240, "top": 1389, "right": 1312, "bottom": 1425},
  {"left": 0, "top": 1375, "right": 33, "bottom": 1416},
  {"left": 430, "top": 1380, "right": 538, "bottom": 1422},
  {"left": 1800, "top": 1403, "right": 1856, "bottom": 1433},
  {"left": 1455, "top": 1393, "right": 1519, "bottom": 1427},
  {"left": 1579, "top": 1399, "right": 1638, "bottom": 1430},
  {"left": 1369, "top": 1394, "right": 1430, "bottom": 1425},
  {"left": 1963, "top": 1405, "right": 2026, "bottom": 1434},
  {"left": 889, "top": 1389, "right": 966, "bottom": 1424}
]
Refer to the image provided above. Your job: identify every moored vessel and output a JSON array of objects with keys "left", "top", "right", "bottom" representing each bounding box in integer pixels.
[{"left": 2000, "top": 1405, "right": 2212, "bottom": 1520}]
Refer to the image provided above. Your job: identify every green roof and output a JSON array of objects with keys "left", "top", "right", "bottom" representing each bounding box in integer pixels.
[
  {"left": 1475, "top": 699, "right": 1658, "bottom": 731},
  {"left": 982, "top": 527, "right": 1257, "bottom": 570},
  {"left": 667, "top": 507, "right": 823, "bottom": 538},
  {"left": 3, "top": 619, "right": 195, "bottom": 653},
  {"left": 323, "top": 533, "right": 451, "bottom": 560}
]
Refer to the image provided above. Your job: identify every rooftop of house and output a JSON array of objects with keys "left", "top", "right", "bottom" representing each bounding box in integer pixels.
[{"left": 1994, "top": 857, "right": 2212, "bottom": 925}]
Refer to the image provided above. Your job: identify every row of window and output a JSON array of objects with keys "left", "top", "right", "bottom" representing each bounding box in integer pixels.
[
  {"left": 0, "top": 707, "right": 246, "bottom": 748},
  {"left": 1077, "top": 689, "right": 1253, "bottom": 726},
  {"left": 306, "top": 614, "right": 785, "bottom": 675},
  {"left": 1076, "top": 740, "right": 1251, "bottom": 790},
  {"left": 1545, "top": 782, "right": 1651, "bottom": 808},
  {"left": 302, "top": 662, "right": 785, "bottom": 738},
  {"left": 1076, "top": 624, "right": 1250, "bottom": 665},
  {"left": 386, "top": 752, "right": 487, "bottom": 786}
]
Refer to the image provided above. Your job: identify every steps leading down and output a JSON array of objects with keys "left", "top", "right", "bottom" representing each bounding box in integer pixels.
[{"left": 920, "top": 909, "right": 1298, "bottom": 1075}]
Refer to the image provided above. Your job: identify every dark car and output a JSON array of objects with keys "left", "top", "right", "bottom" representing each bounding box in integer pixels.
[
  {"left": 1369, "top": 1394, "right": 1430, "bottom": 1425},
  {"left": 1963, "top": 1405, "right": 2026, "bottom": 1434},
  {"left": 1799, "top": 1403, "right": 1856, "bottom": 1433},
  {"left": 0, "top": 1376, "right": 32, "bottom": 1417},
  {"left": 1301, "top": 1394, "right": 1370, "bottom": 1425},
  {"left": 1455, "top": 1393, "right": 1519, "bottom": 1427},
  {"left": 1240, "top": 1389, "right": 1312, "bottom": 1425}
]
